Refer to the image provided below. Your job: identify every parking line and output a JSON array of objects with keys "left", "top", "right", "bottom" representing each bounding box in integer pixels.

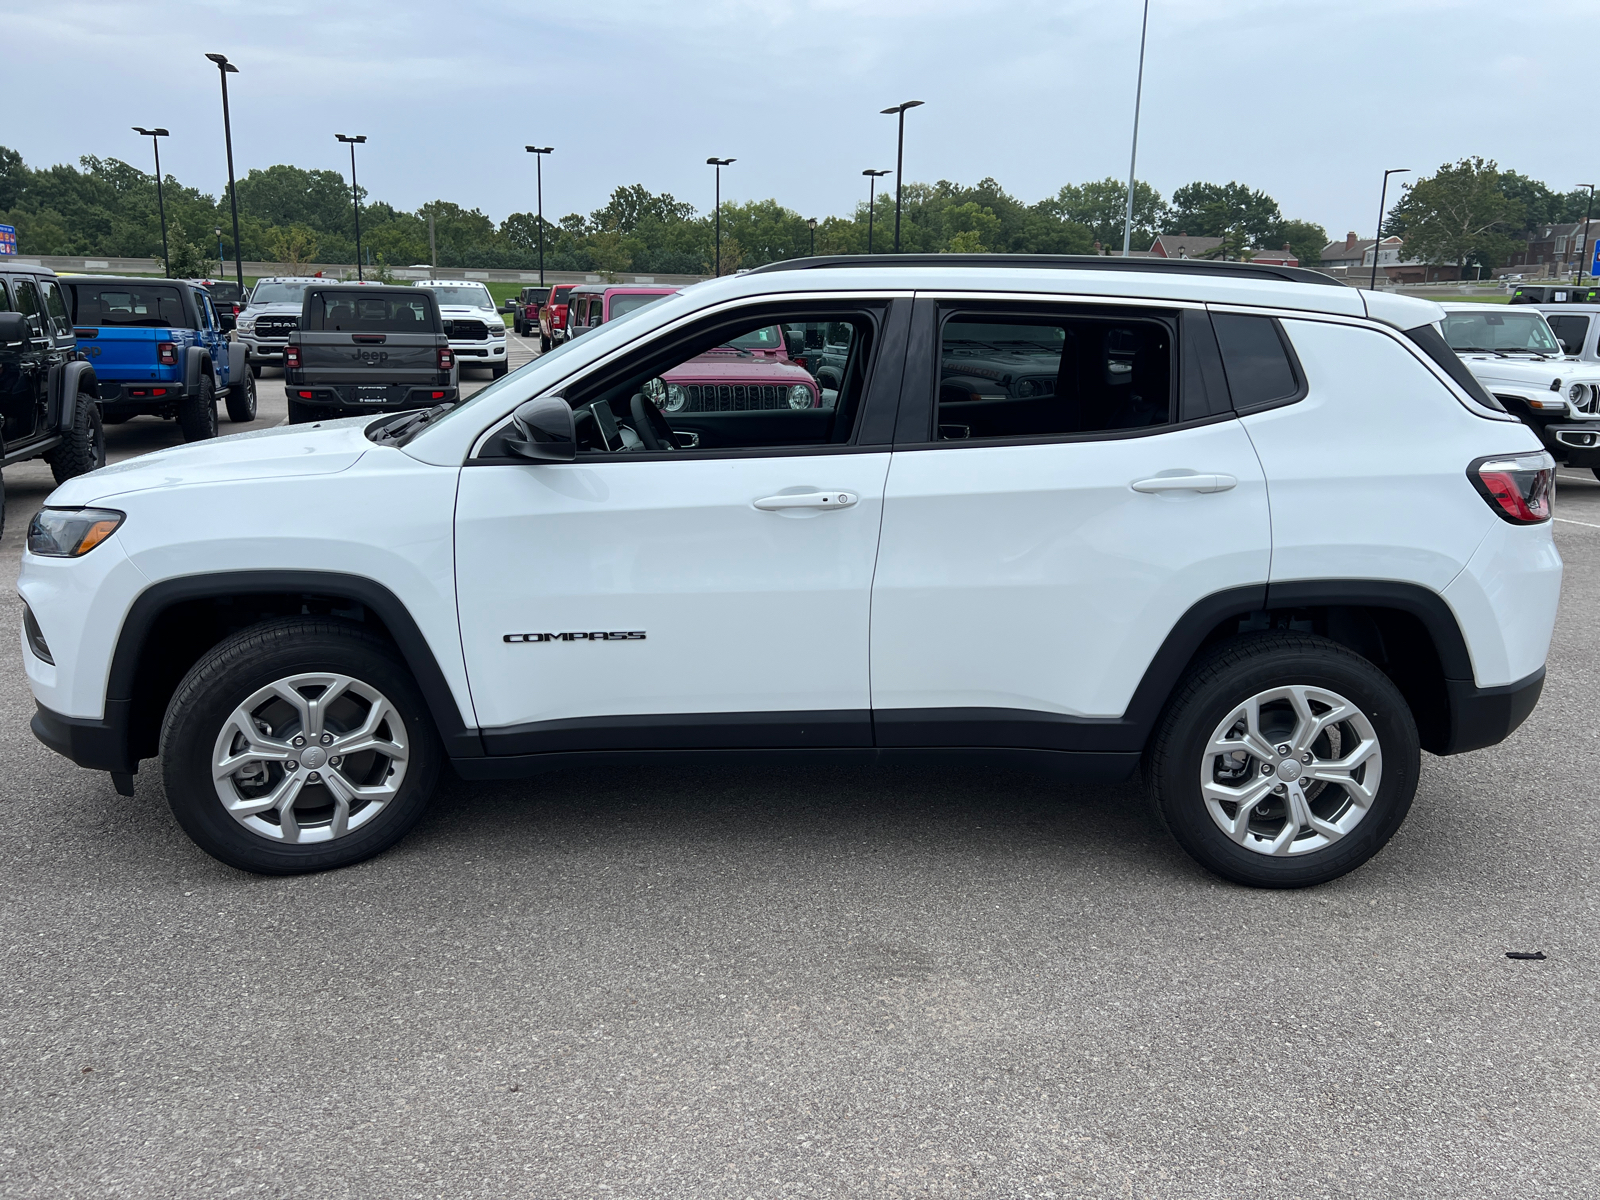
[{"left": 1555, "top": 516, "right": 1600, "bottom": 530}]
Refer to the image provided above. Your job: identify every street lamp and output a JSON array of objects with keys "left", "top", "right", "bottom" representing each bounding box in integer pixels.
[
  {"left": 335, "top": 134, "right": 366, "bottom": 281},
  {"left": 879, "top": 101, "right": 923, "bottom": 253},
  {"left": 205, "top": 52, "right": 245, "bottom": 292},
  {"left": 1121, "top": 0, "right": 1151, "bottom": 256},
  {"left": 807, "top": 216, "right": 817, "bottom": 257},
  {"left": 862, "top": 169, "right": 890, "bottom": 253},
  {"left": 1370, "top": 168, "right": 1410, "bottom": 291},
  {"left": 131, "top": 127, "right": 170, "bottom": 277},
  {"left": 706, "top": 157, "right": 735, "bottom": 276},
  {"left": 525, "top": 146, "right": 553, "bottom": 286},
  {"left": 1575, "top": 184, "right": 1595, "bottom": 285}
]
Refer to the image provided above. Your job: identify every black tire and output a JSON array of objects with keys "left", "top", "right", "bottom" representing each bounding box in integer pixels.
[
  {"left": 160, "top": 616, "right": 441, "bottom": 874},
  {"left": 249, "top": 359, "right": 263, "bottom": 379},
  {"left": 0, "top": 467, "right": 6, "bottom": 542},
  {"left": 1147, "top": 632, "right": 1420, "bottom": 888},
  {"left": 540, "top": 333, "right": 551, "bottom": 353},
  {"left": 45, "top": 395, "right": 107, "bottom": 483},
  {"left": 1591, "top": 467, "right": 1600, "bottom": 484},
  {"left": 491, "top": 361, "right": 508, "bottom": 379},
  {"left": 286, "top": 398, "right": 321, "bottom": 424},
  {"left": 225, "top": 370, "right": 258, "bottom": 423},
  {"left": 177, "top": 373, "right": 218, "bottom": 442}
]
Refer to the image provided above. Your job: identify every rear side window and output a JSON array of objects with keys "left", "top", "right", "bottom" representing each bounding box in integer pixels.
[
  {"left": 1211, "top": 313, "right": 1301, "bottom": 410},
  {"left": 69, "top": 283, "right": 186, "bottom": 328},
  {"left": 305, "top": 292, "right": 437, "bottom": 332},
  {"left": 41, "top": 279, "right": 72, "bottom": 335},
  {"left": 1547, "top": 314, "right": 1590, "bottom": 356},
  {"left": 609, "top": 293, "right": 668, "bottom": 320},
  {"left": 936, "top": 313, "right": 1174, "bottom": 441}
]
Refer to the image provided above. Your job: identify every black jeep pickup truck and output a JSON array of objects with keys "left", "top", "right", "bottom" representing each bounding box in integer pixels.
[{"left": 283, "top": 285, "right": 458, "bottom": 424}]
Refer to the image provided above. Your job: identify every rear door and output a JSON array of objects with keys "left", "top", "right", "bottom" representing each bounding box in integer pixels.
[{"left": 869, "top": 299, "right": 1272, "bottom": 752}]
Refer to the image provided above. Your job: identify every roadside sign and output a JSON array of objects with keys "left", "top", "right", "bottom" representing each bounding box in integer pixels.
[
  {"left": 0, "top": 224, "right": 16, "bottom": 255},
  {"left": 1593, "top": 239, "right": 1599, "bottom": 277}
]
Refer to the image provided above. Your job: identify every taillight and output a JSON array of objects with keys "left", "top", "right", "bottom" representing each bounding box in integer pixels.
[
  {"left": 285, "top": 345, "right": 302, "bottom": 368},
  {"left": 438, "top": 347, "right": 454, "bottom": 370},
  {"left": 157, "top": 341, "right": 177, "bottom": 366},
  {"left": 1469, "top": 453, "right": 1554, "bottom": 524}
]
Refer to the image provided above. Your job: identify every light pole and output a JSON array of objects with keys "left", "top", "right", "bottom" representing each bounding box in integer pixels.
[
  {"left": 1121, "top": 0, "right": 1151, "bottom": 256},
  {"left": 863, "top": 169, "right": 890, "bottom": 253},
  {"left": 706, "top": 157, "right": 734, "bottom": 275},
  {"left": 1575, "top": 184, "right": 1595, "bottom": 285},
  {"left": 132, "top": 127, "right": 170, "bottom": 277},
  {"left": 215, "top": 228, "right": 223, "bottom": 275},
  {"left": 205, "top": 52, "right": 245, "bottom": 292},
  {"left": 1370, "top": 168, "right": 1410, "bottom": 290},
  {"left": 335, "top": 134, "right": 366, "bottom": 280},
  {"left": 807, "top": 217, "right": 817, "bottom": 257},
  {"left": 879, "top": 101, "right": 923, "bottom": 253},
  {"left": 525, "top": 146, "right": 553, "bottom": 286}
]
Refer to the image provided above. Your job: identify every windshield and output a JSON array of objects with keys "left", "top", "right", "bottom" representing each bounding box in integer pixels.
[
  {"left": 69, "top": 283, "right": 186, "bottom": 328},
  {"left": 721, "top": 325, "right": 784, "bottom": 351},
  {"left": 1441, "top": 310, "right": 1562, "bottom": 354},
  {"left": 420, "top": 285, "right": 494, "bottom": 310},
  {"left": 609, "top": 293, "right": 670, "bottom": 320},
  {"left": 250, "top": 281, "right": 314, "bottom": 306}
]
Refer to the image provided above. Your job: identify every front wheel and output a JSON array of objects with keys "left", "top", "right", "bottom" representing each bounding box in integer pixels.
[
  {"left": 177, "top": 374, "right": 218, "bottom": 442},
  {"left": 225, "top": 371, "right": 257, "bottom": 423},
  {"left": 249, "top": 359, "right": 263, "bottom": 379},
  {"left": 491, "top": 361, "right": 508, "bottom": 379},
  {"left": 46, "top": 395, "right": 107, "bottom": 483},
  {"left": 1147, "top": 633, "right": 1420, "bottom": 888},
  {"left": 160, "top": 617, "right": 441, "bottom": 874}
]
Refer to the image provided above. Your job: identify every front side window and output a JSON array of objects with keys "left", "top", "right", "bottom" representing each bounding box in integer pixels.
[
  {"left": 608, "top": 292, "right": 671, "bottom": 321},
  {"left": 935, "top": 313, "right": 1173, "bottom": 441},
  {"left": 0, "top": 279, "right": 12, "bottom": 311},
  {"left": 14, "top": 279, "right": 45, "bottom": 334},
  {"left": 1546, "top": 314, "right": 1590, "bottom": 356},
  {"left": 1441, "top": 309, "right": 1562, "bottom": 355},
  {"left": 554, "top": 309, "right": 876, "bottom": 455}
]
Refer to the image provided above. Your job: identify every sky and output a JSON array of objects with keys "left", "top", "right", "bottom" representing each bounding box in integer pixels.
[{"left": 6, "top": 0, "right": 1597, "bottom": 243}]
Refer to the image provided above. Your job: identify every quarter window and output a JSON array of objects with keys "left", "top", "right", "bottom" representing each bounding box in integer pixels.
[
  {"left": 935, "top": 313, "right": 1174, "bottom": 441},
  {"left": 1211, "top": 313, "right": 1301, "bottom": 409}
]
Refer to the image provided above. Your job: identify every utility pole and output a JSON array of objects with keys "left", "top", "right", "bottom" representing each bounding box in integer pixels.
[
  {"left": 205, "top": 53, "right": 245, "bottom": 292},
  {"left": 335, "top": 134, "right": 366, "bottom": 280},
  {"left": 428, "top": 212, "right": 437, "bottom": 268},
  {"left": 1576, "top": 184, "right": 1595, "bottom": 285},
  {"left": 880, "top": 101, "right": 923, "bottom": 253},
  {"left": 132, "top": 128, "right": 170, "bottom": 276},
  {"left": 526, "top": 146, "right": 553, "bottom": 286},
  {"left": 706, "top": 157, "right": 734, "bottom": 275},
  {"left": 863, "top": 169, "right": 889, "bottom": 253}
]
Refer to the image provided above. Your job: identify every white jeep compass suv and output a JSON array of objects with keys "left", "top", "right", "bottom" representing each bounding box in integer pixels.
[{"left": 20, "top": 256, "right": 1561, "bottom": 887}]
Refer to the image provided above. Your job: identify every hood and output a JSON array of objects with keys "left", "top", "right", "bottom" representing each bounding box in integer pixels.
[
  {"left": 1458, "top": 354, "right": 1600, "bottom": 391},
  {"left": 241, "top": 302, "right": 304, "bottom": 317},
  {"left": 665, "top": 355, "right": 813, "bottom": 384},
  {"left": 438, "top": 305, "right": 500, "bottom": 318},
  {"left": 47, "top": 419, "right": 373, "bottom": 507}
]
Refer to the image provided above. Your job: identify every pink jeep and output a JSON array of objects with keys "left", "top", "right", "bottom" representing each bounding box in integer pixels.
[{"left": 659, "top": 324, "right": 821, "bottom": 413}]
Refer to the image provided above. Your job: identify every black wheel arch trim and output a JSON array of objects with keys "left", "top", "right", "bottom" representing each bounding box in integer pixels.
[{"left": 106, "top": 570, "right": 481, "bottom": 761}]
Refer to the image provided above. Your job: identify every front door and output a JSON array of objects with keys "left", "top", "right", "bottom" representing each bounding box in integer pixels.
[
  {"left": 453, "top": 298, "right": 907, "bottom": 755},
  {"left": 869, "top": 300, "right": 1272, "bottom": 752},
  {"left": 1, "top": 276, "right": 51, "bottom": 443}
]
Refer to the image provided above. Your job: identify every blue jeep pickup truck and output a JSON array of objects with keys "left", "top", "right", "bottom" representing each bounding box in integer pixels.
[{"left": 61, "top": 276, "right": 256, "bottom": 440}]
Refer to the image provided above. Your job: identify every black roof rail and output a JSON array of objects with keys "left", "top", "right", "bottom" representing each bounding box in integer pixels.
[{"left": 749, "top": 253, "right": 1346, "bottom": 288}]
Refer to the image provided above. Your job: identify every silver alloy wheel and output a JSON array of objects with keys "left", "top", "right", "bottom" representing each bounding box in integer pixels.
[
  {"left": 1200, "top": 685, "right": 1382, "bottom": 856},
  {"left": 211, "top": 672, "right": 410, "bottom": 844}
]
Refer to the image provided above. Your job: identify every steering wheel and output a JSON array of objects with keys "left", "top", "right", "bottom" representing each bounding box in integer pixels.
[{"left": 629, "top": 392, "right": 682, "bottom": 451}]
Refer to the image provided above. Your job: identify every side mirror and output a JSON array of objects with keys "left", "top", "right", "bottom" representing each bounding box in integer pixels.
[
  {"left": 783, "top": 331, "right": 803, "bottom": 357},
  {"left": 0, "top": 311, "right": 28, "bottom": 346},
  {"left": 505, "top": 395, "right": 576, "bottom": 462}
]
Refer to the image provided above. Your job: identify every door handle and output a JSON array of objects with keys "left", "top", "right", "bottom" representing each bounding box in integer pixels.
[
  {"left": 1130, "top": 473, "right": 1237, "bottom": 494},
  {"left": 753, "top": 490, "right": 858, "bottom": 511}
]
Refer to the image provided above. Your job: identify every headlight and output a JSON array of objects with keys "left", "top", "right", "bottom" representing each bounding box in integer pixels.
[
  {"left": 788, "top": 384, "right": 813, "bottom": 410},
  {"left": 28, "top": 508, "right": 125, "bottom": 558},
  {"left": 664, "top": 384, "right": 687, "bottom": 412},
  {"left": 1569, "top": 383, "right": 1587, "bottom": 404},
  {"left": 1015, "top": 379, "right": 1037, "bottom": 398},
  {"left": 490, "top": 325, "right": 506, "bottom": 338},
  {"left": 236, "top": 318, "right": 255, "bottom": 333}
]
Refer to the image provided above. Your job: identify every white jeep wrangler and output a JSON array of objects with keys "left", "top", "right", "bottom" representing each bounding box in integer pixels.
[{"left": 20, "top": 257, "right": 1561, "bottom": 888}]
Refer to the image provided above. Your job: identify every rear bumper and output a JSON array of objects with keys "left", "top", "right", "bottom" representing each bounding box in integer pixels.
[
  {"left": 32, "top": 700, "right": 135, "bottom": 773},
  {"left": 1439, "top": 668, "right": 1545, "bottom": 755},
  {"left": 285, "top": 383, "right": 459, "bottom": 409}
]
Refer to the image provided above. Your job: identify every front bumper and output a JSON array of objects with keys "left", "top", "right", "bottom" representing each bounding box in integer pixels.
[
  {"left": 1440, "top": 668, "right": 1545, "bottom": 755},
  {"left": 449, "top": 340, "right": 507, "bottom": 362},
  {"left": 1547, "top": 424, "right": 1600, "bottom": 466},
  {"left": 237, "top": 334, "right": 289, "bottom": 362},
  {"left": 32, "top": 699, "right": 135, "bottom": 773}
]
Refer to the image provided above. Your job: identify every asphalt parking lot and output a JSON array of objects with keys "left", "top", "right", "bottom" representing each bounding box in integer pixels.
[{"left": 1, "top": 342, "right": 1597, "bottom": 1198}]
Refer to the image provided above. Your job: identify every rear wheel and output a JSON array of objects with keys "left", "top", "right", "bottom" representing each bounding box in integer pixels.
[
  {"left": 540, "top": 333, "right": 551, "bottom": 353},
  {"left": 286, "top": 398, "right": 320, "bottom": 424},
  {"left": 46, "top": 395, "right": 107, "bottom": 483},
  {"left": 225, "top": 370, "right": 257, "bottom": 423},
  {"left": 177, "top": 374, "right": 218, "bottom": 442},
  {"left": 1147, "top": 633, "right": 1419, "bottom": 888},
  {"left": 160, "top": 617, "right": 441, "bottom": 874}
]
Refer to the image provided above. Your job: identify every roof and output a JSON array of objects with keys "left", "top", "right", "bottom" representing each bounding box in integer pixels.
[
  {"left": 1149, "top": 235, "right": 1225, "bottom": 259},
  {"left": 58, "top": 275, "right": 191, "bottom": 288},
  {"left": 0, "top": 259, "right": 59, "bottom": 278},
  {"left": 753, "top": 253, "right": 1343, "bottom": 288},
  {"left": 567, "top": 282, "right": 681, "bottom": 296}
]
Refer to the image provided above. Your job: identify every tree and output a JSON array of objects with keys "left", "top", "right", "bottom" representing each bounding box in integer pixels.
[
  {"left": 268, "top": 224, "right": 319, "bottom": 270},
  {"left": 0, "top": 145, "right": 25, "bottom": 209},
  {"left": 1043, "top": 178, "right": 1166, "bottom": 250},
  {"left": 1166, "top": 181, "right": 1281, "bottom": 244},
  {"left": 1395, "top": 158, "right": 1524, "bottom": 271},
  {"left": 1264, "top": 218, "right": 1328, "bottom": 267},
  {"left": 164, "top": 220, "right": 213, "bottom": 278}
]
